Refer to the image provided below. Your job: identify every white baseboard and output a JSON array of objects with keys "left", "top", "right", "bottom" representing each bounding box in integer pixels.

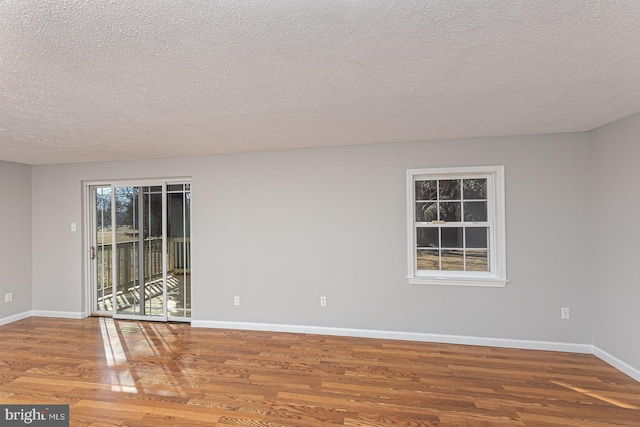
[
  {"left": 191, "top": 320, "right": 593, "bottom": 354},
  {"left": 593, "top": 346, "right": 640, "bottom": 383},
  {"left": 31, "top": 310, "right": 86, "bottom": 319},
  {"left": 0, "top": 310, "right": 32, "bottom": 326}
]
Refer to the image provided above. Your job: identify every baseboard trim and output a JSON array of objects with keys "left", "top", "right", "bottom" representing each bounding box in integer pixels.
[
  {"left": 593, "top": 346, "right": 640, "bottom": 382},
  {"left": 191, "top": 320, "right": 593, "bottom": 354},
  {"left": 0, "top": 311, "right": 32, "bottom": 326},
  {"left": 31, "top": 310, "right": 85, "bottom": 320}
]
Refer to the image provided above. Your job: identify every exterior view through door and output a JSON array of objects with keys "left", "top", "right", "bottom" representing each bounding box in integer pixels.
[{"left": 89, "top": 181, "right": 191, "bottom": 322}]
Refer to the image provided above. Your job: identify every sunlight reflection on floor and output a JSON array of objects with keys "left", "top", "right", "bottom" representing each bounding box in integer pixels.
[{"left": 98, "top": 318, "right": 190, "bottom": 398}]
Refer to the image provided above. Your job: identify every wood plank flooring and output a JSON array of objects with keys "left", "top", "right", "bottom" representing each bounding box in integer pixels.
[{"left": 0, "top": 317, "right": 639, "bottom": 426}]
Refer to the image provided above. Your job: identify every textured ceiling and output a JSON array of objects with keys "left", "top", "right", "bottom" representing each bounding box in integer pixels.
[{"left": 1, "top": 1, "right": 640, "bottom": 165}]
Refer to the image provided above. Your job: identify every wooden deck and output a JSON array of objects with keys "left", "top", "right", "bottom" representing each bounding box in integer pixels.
[
  {"left": 97, "top": 275, "right": 191, "bottom": 318},
  {"left": 0, "top": 317, "right": 639, "bottom": 426}
]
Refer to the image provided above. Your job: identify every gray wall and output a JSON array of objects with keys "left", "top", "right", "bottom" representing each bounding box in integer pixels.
[
  {"left": 31, "top": 132, "right": 593, "bottom": 345},
  {"left": 590, "top": 113, "right": 640, "bottom": 369},
  {"left": 0, "top": 161, "right": 32, "bottom": 319}
]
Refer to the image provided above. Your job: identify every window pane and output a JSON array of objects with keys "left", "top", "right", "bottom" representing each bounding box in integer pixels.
[
  {"left": 466, "top": 227, "right": 489, "bottom": 248},
  {"left": 144, "top": 192, "right": 163, "bottom": 238},
  {"left": 441, "top": 227, "right": 463, "bottom": 248},
  {"left": 415, "top": 180, "right": 437, "bottom": 201},
  {"left": 463, "top": 179, "right": 486, "bottom": 199},
  {"left": 463, "top": 201, "right": 487, "bottom": 222},
  {"left": 441, "top": 250, "right": 464, "bottom": 270},
  {"left": 439, "top": 179, "right": 460, "bottom": 200},
  {"left": 466, "top": 250, "right": 489, "bottom": 271},
  {"left": 440, "top": 202, "right": 461, "bottom": 222},
  {"left": 143, "top": 186, "right": 162, "bottom": 194},
  {"left": 417, "top": 227, "right": 438, "bottom": 248},
  {"left": 417, "top": 249, "right": 439, "bottom": 270},
  {"left": 416, "top": 202, "right": 437, "bottom": 222},
  {"left": 167, "top": 184, "right": 184, "bottom": 192}
]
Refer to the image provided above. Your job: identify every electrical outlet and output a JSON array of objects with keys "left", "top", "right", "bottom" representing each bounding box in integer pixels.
[
  {"left": 561, "top": 307, "right": 570, "bottom": 319},
  {"left": 5, "top": 293, "right": 13, "bottom": 303},
  {"left": 320, "top": 296, "right": 327, "bottom": 307},
  {"left": 234, "top": 296, "right": 240, "bottom": 306}
]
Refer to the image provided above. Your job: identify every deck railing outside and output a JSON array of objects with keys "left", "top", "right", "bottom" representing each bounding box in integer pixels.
[{"left": 96, "top": 237, "right": 190, "bottom": 297}]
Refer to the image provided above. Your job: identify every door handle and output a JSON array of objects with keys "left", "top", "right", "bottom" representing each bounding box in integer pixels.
[{"left": 91, "top": 246, "right": 96, "bottom": 260}]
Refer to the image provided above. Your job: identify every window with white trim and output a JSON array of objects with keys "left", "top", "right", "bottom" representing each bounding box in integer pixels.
[{"left": 407, "top": 166, "right": 507, "bottom": 287}]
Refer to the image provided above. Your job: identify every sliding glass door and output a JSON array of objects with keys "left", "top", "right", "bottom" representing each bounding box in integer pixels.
[{"left": 89, "top": 181, "right": 191, "bottom": 321}]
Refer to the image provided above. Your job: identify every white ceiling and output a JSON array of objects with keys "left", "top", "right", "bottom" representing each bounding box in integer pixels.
[{"left": 2, "top": 1, "right": 640, "bottom": 165}]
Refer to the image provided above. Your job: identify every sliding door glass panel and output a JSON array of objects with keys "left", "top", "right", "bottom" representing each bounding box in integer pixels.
[
  {"left": 95, "top": 187, "right": 112, "bottom": 312},
  {"left": 114, "top": 186, "right": 141, "bottom": 316},
  {"left": 142, "top": 186, "right": 164, "bottom": 317},
  {"left": 113, "top": 186, "right": 166, "bottom": 319},
  {"left": 167, "top": 184, "right": 191, "bottom": 319}
]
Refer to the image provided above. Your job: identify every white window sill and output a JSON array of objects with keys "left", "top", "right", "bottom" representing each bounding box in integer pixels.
[{"left": 408, "top": 277, "right": 508, "bottom": 287}]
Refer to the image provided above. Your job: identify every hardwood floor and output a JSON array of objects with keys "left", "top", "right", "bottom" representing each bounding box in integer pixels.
[{"left": 0, "top": 317, "right": 639, "bottom": 426}]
